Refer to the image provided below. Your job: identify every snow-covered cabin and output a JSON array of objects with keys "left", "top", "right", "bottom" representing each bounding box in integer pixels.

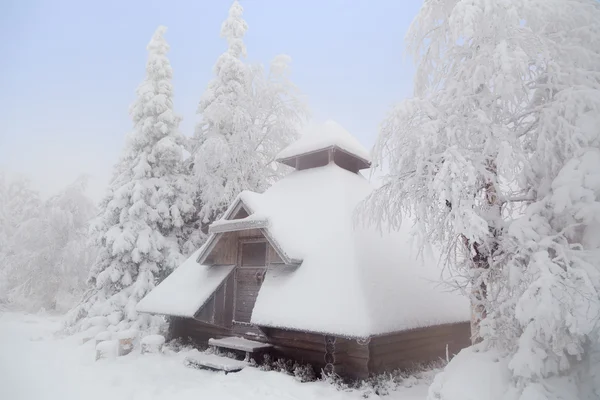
[{"left": 137, "top": 121, "right": 470, "bottom": 378}]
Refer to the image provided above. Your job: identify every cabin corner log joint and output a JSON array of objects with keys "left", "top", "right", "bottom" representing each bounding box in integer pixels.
[{"left": 137, "top": 121, "right": 471, "bottom": 379}]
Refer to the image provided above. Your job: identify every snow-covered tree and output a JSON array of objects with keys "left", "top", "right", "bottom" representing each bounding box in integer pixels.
[
  {"left": 364, "top": 0, "right": 600, "bottom": 399},
  {"left": 0, "top": 171, "right": 40, "bottom": 252},
  {"left": 0, "top": 172, "right": 41, "bottom": 305},
  {"left": 192, "top": 1, "right": 307, "bottom": 226},
  {"left": 66, "top": 26, "right": 197, "bottom": 333},
  {"left": 249, "top": 54, "right": 308, "bottom": 178},
  {"left": 1, "top": 176, "right": 96, "bottom": 311}
]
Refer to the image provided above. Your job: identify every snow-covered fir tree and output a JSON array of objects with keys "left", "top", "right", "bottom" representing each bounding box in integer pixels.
[
  {"left": 66, "top": 26, "right": 197, "bottom": 333},
  {"left": 192, "top": 1, "right": 307, "bottom": 226},
  {"left": 364, "top": 0, "right": 600, "bottom": 399},
  {"left": 1, "top": 176, "right": 96, "bottom": 311}
]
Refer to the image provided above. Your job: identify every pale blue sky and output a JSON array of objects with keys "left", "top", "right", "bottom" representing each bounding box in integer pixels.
[{"left": 0, "top": 0, "right": 421, "bottom": 200}]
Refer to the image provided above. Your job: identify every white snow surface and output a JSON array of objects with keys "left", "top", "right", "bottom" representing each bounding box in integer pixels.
[
  {"left": 141, "top": 334, "right": 166, "bottom": 345},
  {"left": 428, "top": 345, "right": 591, "bottom": 400},
  {"left": 276, "top": 120, "right": 371, "bottom": 163},
  {"left": 96, "top": 340, "right": 118, "bottom": 354},
  {"left": 186, "top": 350, "right": 248, "bottom": 372},
  {"left": 95, "top": 331, "right": 113, "bottom": 341},
  {"left": 238, "top": 164, "right": 469, "bottom": 337},
  {"left": 116, "top": 329, "right": 138, "bottom": 339},
  {"left": 0, "top": 312, "right": 428, "bottom": 400},
  {"left": 136, "top": 249, "right": 234, "bottom": 317}
]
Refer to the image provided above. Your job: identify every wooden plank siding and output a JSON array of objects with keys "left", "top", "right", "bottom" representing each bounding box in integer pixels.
[
  {"left": 367, "top": 322, "right": 471, "bottom": 373},
  {"left": 267, "top": 245, "right": 283, "bottom": 264},
  {"left": 208, "top": 232, "right": 238, "bottom": 265},
  {"left": 263, "top": 328, "right": 329, "bottom": 372},
  {"left": 168, "top": 318, "right": 470, "bottom": 379},
  {"left": 234, "top": 267, "right": 265, "bottom": 323},
  {"left": 192, "top": 271, "right": 235, "bottom": 328},
  {"left": 205, "top": 228, "right": 286, "bottom": 268},
  {"left": 168, "top": 317, "right": 231, "bottom": 348}
]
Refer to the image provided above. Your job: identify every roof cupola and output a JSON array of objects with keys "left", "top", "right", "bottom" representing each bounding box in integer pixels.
[{"left": 275, "top": 120, "right": 371, "bottom": 173}]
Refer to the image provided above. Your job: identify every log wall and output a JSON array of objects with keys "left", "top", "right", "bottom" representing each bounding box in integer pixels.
[
  {"left": 168, "top": 319, "right": 470, "bottom": 379},
  {"left": 208, "top": 229, "right": 283, "bottom": 266},
  {"left": 193, "top": 272, "right": 235, "bottom": 328},
  {"left": 263, "top": 328, "right": 328, "bottom": 372},
  {"left": 367, "top": 322, "right": 471, "bottom": 373},
  {"left": 168, "top": 317, "right": 231, "bottom": 347}
]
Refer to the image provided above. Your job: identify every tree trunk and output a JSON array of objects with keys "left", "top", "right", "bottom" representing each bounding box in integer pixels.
[{"left": 468, "top": 160, "right": 500, "bottom": 344}]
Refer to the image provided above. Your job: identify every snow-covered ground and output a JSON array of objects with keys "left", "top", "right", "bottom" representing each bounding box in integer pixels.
[{"left": 0, "top": 312, "right": 429, "bottom": 400}]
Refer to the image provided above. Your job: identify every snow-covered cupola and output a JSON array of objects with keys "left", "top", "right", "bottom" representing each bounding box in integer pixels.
[{"left": 275, "top": 120, "right": 371, "bottom": 173}]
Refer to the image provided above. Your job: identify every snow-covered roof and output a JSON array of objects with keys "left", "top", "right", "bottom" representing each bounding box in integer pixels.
[
  {"left": 136, "top": 249, "right": 234, "bottom": 318},
  {"left": 139, "top": 164, "right": 468, "bottom": 337},
  {"left": 276, "top": 120, "right": 372, "bottom": 164},
  {"left": 237, "top": 165, "right": 468, "bottom": 337}
]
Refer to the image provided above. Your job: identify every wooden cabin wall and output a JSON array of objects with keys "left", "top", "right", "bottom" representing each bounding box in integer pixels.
[
  {"left": 334, "top": 338, "right": 370, "bottom": 379},
  {"left": 238, "top": 228, "right": 263, "bottom": 238},
  {"left": 333, "top": 150, "right": 361, "bottom": 174},
  {"left": 296, "top": 151, "right": 329, "bottom": 170},
  {"left": 210, "top": 233, "right": 238, "bottom": 265},
  {"left": 193, "top": 272, "right": 235, "bottom": 328},
  {"left": 367, "top": 322, "right": 471, "bottom": 373},
  {"left": 234, "top": 267, "right": 264, "bottom": 323},
  {"left": 267, "top": 245, "right": 283, "bottom": 263},
  {"left": 167, "top": 320, "right": 470, "bottom": 379},
  {"left": 263, "top": 328, "right": 329, "bottom": 372},
  {"left": 208, "top": 229, "right": 282, "bottom": 266},
  {"left": 168, "top": 317, "right": 231, "bottom": 347}
]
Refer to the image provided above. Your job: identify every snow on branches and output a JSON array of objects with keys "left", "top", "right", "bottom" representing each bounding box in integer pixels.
[
  {"left": 364, "top": 0, "right": 600, "bottom": 399},
  {"left": 192, "top": 1, "right": 308, "bottom": 226},
  {"left": 66, "top": 26, "right": 197, "bottom": 334},
  {"left": 0, "top": 175, "right": 96, "bottom": 312}
]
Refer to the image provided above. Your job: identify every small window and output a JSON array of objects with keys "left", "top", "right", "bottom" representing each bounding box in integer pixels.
[{"left": 241, "top": 242, "right": 266, "bottom": 266}]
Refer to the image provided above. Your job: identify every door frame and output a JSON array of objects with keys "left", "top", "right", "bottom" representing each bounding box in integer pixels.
[{"left": 233, "top": 237, "right": 268, "bottom": 325}]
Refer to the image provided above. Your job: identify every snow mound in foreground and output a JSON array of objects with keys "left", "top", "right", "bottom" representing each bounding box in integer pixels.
[{"left": 429, "top": 345, "right": 597, "bottom": 400}]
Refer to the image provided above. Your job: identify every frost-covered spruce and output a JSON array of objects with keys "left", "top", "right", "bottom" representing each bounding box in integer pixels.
[
  {"left": 66, "top": 26, "right": 197, "bottom": 333},
  {"left": 365, "top": 0, "right": 600, "bottom": 399},
  {"left": 192, "top": 1, "right": 307, "bottom": 226}
]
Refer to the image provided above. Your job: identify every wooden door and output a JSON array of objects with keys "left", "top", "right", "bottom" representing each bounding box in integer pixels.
[{"left": 234, "top": 240, "right": 267, "bottom": 324}]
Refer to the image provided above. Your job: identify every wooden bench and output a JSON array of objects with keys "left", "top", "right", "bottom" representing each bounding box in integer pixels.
[{"left": 208, "top": 337, "right": 273, "bottom": 362}]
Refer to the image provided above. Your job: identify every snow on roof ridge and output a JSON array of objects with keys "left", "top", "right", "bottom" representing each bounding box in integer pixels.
[
  {"left": 276, "top": 120, "right": 372, "bottom": 163},
  {"left": 209, "top": 214, "right": 270, "bottom": 234}
]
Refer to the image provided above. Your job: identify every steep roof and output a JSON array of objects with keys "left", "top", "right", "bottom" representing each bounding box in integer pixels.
[
  {"left": 136, "top": 251, "right": 234, "bottom": 318},
  {"left": 138, "top": 124, "right": 469, "bottom": 337},
  {"left": 276, "top": 120, "right": 372, "bottom": 165},
  {"left": 237, "top": 165, "right": 468, "bottom": 337}
]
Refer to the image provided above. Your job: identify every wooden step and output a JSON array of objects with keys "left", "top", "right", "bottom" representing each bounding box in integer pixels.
[
  {"left": 208, "top": 336, "right": 272, "bottom": 352},
  {"left": 184, "top": 352, "right": 247, "bottom": 374}
]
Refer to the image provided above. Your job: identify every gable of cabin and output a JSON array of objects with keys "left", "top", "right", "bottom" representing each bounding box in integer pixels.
[
  {"left": 192, "top": 228, "right": 283, "bottom": 331},
  {"left": 204, "top": 229, "right": 283, "bottom": 266}
]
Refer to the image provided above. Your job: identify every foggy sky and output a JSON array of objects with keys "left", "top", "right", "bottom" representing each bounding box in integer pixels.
[{"left": 0, "top": 0, "right": 420, "bottom": 201}]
